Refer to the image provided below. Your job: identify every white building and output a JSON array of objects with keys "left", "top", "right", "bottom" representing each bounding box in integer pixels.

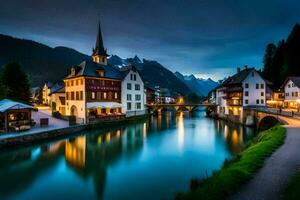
[
  {"left": 42, "top": 82, "right": 53, "bottom": 105},
  {"left": 121, "top": 66, "right": 146, "bottom": 117},
  {"left": 49, "top": 86, "right": 66, "bottom": 115},
  {"left": 282, "top": 77, "right": 300, "bottom": 110},
  {"left": 214, "top": 67, "right": 266, "bottom": 118}
]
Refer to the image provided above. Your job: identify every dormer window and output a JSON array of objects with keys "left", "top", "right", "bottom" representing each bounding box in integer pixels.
[
  {"left": 97, "top": 69, "right": 105, "bottom": 77},
  {"left": 71, "top": 67, "right": 76, "bottom": 76}
]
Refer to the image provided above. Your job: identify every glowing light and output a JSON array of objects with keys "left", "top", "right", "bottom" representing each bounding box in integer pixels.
[{"left": 177, "top": 112, "right": 185, "bottom": 149}]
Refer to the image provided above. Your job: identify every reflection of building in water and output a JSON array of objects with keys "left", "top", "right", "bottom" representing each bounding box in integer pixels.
[
  {"left": 177, "top": 112, "right": 185, "bottom": 148},
  {"left": 65, "top": 136, "right": 86, "bottom": 169}
]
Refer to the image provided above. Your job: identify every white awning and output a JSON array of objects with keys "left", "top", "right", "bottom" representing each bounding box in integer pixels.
[
  {"left": 0, "top": 99, "right": 35, "bottom": 113},
  {"left": 87, "top": 102, "right": 122, "bottom": 109}
]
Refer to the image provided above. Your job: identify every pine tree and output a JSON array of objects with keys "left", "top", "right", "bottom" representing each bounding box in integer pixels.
[
  {"left": 1, "top": 63, "right": 31, "bottom": 103},
  {"left": 262, "top": 43, "right": 277, "bottom": 81},
  {"left": 285, "top": 23, "right": 300, "bottom": 76},
  {"left": 271, "top": 40, "right": 286, "bottom": 87}
]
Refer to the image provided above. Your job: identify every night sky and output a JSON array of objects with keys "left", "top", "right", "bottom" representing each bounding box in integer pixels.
[{"left": 1, "top": 0, "right": 300, "bottom": 80}]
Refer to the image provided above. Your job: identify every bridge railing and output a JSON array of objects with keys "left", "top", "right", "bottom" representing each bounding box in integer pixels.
[{"left": 247, "top": 107, "right": 300, "bottom": 120}]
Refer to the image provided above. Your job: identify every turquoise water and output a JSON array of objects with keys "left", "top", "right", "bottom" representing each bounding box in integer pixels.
[{"left": 0, "top": 111, "right": 254, "bottom": 200}]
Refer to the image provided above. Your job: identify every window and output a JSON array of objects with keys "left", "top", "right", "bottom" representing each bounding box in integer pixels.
[
  {"left": 71, "top": 92, "right": 75, "bottom": 100},
  {"left": 71, "top": 80, "right": 74, "bottom": 86},
  {"left": 256, "top": 84, "right": 259, "bottom": 89},
  {"left": 260, "top": 84, "right": 264, "bottom": 89},
  {"left": 136, "top": 102, "right": 141, "bottom": 110},
  {"left": 295, "top": 92, "right": 298, "bottom": 97},
  {"left": 80, "top": 79, "right": 83, "bottom": 85},
  {"left": 261, "top": 92, "right": 264, "bottom": 96},
  {"left": 292, "top": 92, "right": 294, "bottom": 97},
  {"left": 91, "top": 92, "right": 96, "bottom": 100},
  {"left": 66, "top": 92, "right": 69, "bottom": 100},
  {"left": 135, "top": 84, "right": 140, "bottom": 90},
  {"left": 245, "top": 91, "right": 249, "bottom": 96},
  {"left": 286, "top": 93, "right": 289, "bottom": 97},
  {"left": 135, "top": 94, "right": 141, "bottom": 101},
  {"left": 292, "top": 83, "right": 295, "bottom": 87},
  {"left": 134, "top": 74, "right": 137, "bottom": 81},
  {"left": 76, "top": 91, "right": 79, "bottom": 100},
  {"left": 103, "top": 92, "right": 107, "bottom": 99},
  {"left": 127, "top": 94, "right": 132, "bottom": 101},
  {"left": 127, "top": 102, "right": 132, "bottom": 110},
  {"left": 80, "top": 91, "right": 83, "bottom": 100},
  {"left": 261, "top": 99, "right": 264, "bottom": 104},
  {"left": 130, "top": 74, "right": 133, "bottom": 80},
  {"left": 114, "top": 92, "right": 118, "bottom": 99},
  {"left": 252, "top": 72, "right": 254, "bottom": 77},
  {"left": 75, "top": 80, "right": 78, "bottom": 85},
  {"left": 288, "top": 84, "right": 291, "bottom": 88},
  {"left": 245, "top": 83, "right": 249, "bottom": 88},
  {"left": 127, "top": 83, "right": 132, "bottom": 90},
  {"left": 256, "top": 99, "right": 259, "bottom": 104},
  {"left": 245, "top": 99, "right": 248, "bottom": 104}
]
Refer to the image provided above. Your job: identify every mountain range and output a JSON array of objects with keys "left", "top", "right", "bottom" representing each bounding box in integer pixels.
[{"left": 0, "top": 33, "right": 218, "bottom": 97}]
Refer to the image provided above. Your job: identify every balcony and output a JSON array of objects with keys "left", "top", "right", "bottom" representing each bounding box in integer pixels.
[{"left": 227, "top": 99, "right": 243, "bottom": 106}]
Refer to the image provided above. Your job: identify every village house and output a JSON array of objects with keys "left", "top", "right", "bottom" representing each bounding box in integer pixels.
[
  {"left": 48, "top": 85, "right": 66, "bottom": 115},
  {"left": 63, "top": 23, "right": 146, "bottom": 123},
  {"left": 282, "top": 77, "right": 300, "bottom": 111},
  {"left": 120, "top": 65, "right": 146, "bottom": 117},
  {"left": 215, "top": 66, "right": 266, "bottom": 121}
]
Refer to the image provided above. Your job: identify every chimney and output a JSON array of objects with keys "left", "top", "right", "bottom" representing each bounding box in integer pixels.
[
  {"left": 244, "top": 65, "right": 248, "bottom": 70},
  {"left": 237, "top": 67, "right": 240, "bottom": 73}
]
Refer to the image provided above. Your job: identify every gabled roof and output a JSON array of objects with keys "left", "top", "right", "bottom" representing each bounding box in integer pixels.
[
  {"left": 281, "top": 77, "right": 300, "bottom": 89},
  {"left": 49, "top": 85, "right": 65, "bottom": 95},
  {"left": 0, "top": 99, "right": 35, "bottom": 113},
  {"left": 65, "top": 60, "right": 123, "bottom": 80},
  {"left": 222, "top": 68, "right": 256, "bottom": 86},
  {"left": 119, "top": 65, "right": 143, "bottom": 80}
]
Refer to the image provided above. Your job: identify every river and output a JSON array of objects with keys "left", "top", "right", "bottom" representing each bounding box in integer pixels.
[{"left": 0, "top": 111, "right": 255, "bottom": 200}]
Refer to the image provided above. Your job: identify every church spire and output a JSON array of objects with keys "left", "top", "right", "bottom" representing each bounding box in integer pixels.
[{"left": 92, "top": 21, "right": 108, "bottom": 65}]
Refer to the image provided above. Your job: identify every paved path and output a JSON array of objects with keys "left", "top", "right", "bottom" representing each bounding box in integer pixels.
[{"left": 231, "top": 118, "right": 300, "bottom": 200}]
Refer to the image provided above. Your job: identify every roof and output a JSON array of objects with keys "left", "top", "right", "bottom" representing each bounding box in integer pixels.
[
  {"left": 119, "top": 65, "right": 143, "bottom": 80},
  {"left": 49, "top": 85, "right": 65, "bottom": 95},
  {"left": 281, "top": 77, "right": 300, "bottom": 89},
  {"left": 65, "top": 60, "right": 123, "bottom": 80},
  {"left": 222, "top": 68, "right": 256, "bottom": 86},
  {"left": 0, "top": 99, "right": 35, "bottom": 113}
]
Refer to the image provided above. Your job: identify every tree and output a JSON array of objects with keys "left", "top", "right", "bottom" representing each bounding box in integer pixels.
[
  {"left": 262, "top": 43, "right": 277, "bottom": 81},
  {"left": 271, "top": 40, "right": 286, "bottom": 88},
  {"left": 284, "top": 23, "right": 300, "bottom": 76},
  {"left": 1, "top": 63, "right": 31, "bottom": 103}
]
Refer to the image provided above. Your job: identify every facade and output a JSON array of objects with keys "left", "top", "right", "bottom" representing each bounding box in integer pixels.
[
  {"left": 145, "top": 86, "right": 156, "bottom": 104},
  {"left": 121, "top": 66, "right": 146, "bottom": 117},
  {"left": 214, "top": 67, "right": 266, "bottom": 120},
  {"left": 282, "top": 77, "right": 300, "bottom": 111}
]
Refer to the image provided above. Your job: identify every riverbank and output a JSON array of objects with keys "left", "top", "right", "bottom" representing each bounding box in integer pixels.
[
  {"left": 0, "top": 114, "right": 149, "bottom": 150},
  {"left": 176, "top": 125, "right": 286, "bottom": 200}
]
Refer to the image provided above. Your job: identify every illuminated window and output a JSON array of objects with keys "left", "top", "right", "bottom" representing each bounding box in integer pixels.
[
  {"left": 91, "top": 92, "right": 96, "bottom": 99},
  {"left": 114, "top": 92, "right": 118, "bottom": 99},
  {"left": 71, "top": 92, "right": 75, "bottom": 100},
  {"left": 103, "top": 92, "right": 107, "bottom": 99},
  {"left": 80, "top": 91, "right": 83, "bottom": 100},
  {"left": 80, "top": 79, "right": 83, "bottom": 85}
]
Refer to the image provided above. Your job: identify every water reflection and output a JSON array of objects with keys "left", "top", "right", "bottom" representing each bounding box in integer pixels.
[{"left": 0, "top": 111, "right": 255, "bottom": 200}]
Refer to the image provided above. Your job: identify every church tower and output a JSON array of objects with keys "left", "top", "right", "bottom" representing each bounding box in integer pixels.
[{"left": 92, "top": 22, "right": 108, "bottom": 65}]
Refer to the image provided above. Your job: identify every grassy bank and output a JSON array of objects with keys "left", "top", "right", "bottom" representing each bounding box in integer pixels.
[
  {"left": 282, "top": 171, "right": 300, "bottom": 200},
  {"left": 176, "top": 125, "right": 286, "bottom": 200}
]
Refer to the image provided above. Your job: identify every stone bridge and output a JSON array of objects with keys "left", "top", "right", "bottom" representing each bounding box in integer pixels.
[
  {"left": 243, "top": 107, "right": 300, "bottom": 130},
  {"left": 146, "top": 103, "right": 211, "bottom": 113}
]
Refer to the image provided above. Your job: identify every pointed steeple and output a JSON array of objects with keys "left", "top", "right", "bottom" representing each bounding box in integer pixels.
[{"left": 92, "top": 21, "right": 108, "bottom": 65}]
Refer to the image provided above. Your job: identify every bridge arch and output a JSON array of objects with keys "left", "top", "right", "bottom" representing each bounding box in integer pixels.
[{"left": 258, "top": 115, "right": 280, "bottom": 131}]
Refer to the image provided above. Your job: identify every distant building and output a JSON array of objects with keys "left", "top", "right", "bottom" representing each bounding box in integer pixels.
[
  {"left": 49, "top": 85, "right": 66, "bottom": 115},
  {"left": 42, "top": 82, "right": 53, "bottom": 105},
  {"left": 214, "top": 66, "right": 266, "bottom": 119},
  {"left": 145, "top": 85, "right": 156, "bottom": 104},
  {"left": 159, "top": 88, "right": 175, "bottom": 104},
  {"left": 282, "top": 77, "right": 300, "bottom": 111}
]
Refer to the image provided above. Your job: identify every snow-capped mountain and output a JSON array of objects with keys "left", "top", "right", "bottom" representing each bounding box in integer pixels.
[{"left": 174, "top": 71, "right": 219, "bottom": 97}]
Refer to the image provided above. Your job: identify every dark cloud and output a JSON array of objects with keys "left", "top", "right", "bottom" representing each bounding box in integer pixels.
[{"left": 1, "top": 0, "right": 300, "bottom": 80}]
